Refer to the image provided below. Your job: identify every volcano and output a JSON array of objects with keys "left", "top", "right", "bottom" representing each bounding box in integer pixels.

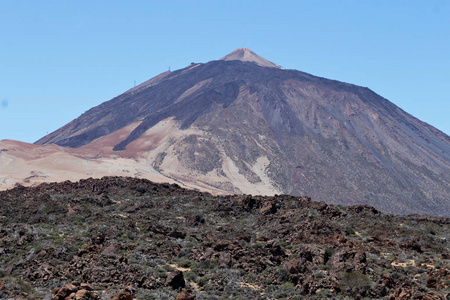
[{"left": 15, "top": 48, "right": 450, "bottom": 216}]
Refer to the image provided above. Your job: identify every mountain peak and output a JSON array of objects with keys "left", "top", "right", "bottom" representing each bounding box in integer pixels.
[
  {"left": 30, "top": 48, "right": 450, "bottom": 217},
  {"left": 220, "top": 48, "right": 282, "bottom": 68}
]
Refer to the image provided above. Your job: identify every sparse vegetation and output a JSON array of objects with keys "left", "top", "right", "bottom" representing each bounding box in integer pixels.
[{"left": 0, "top": 176, "right": 449, "bottom": 299}]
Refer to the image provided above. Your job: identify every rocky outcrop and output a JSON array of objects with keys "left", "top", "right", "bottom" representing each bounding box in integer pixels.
[
  {"left": 166, "top": 270, "right": 185, "bottom": 290},
  {"left": 110, "top": 286, "right": 135, "bottom": 300},
  {"left": 0, "top": 177, "right": 449, "bottom": 299},
  {"left": 52, "top": 283, "right": 97, "bottom": 300}
]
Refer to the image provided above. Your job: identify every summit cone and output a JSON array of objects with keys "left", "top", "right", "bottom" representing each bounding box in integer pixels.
[{"left": 220, "top": 47, "right": 282, "bottom": 68}]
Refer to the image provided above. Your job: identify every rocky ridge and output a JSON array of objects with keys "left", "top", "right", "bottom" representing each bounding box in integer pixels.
[{"left": 0, "top": 177, "right": 449, "bottom": 299}]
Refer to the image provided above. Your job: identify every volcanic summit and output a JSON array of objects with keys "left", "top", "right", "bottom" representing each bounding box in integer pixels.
[
  {"left": 220, "top": 47, "right": 282, "bottom": 68},
  {"left": 3, "top": 48, "right": 449, "bottom": 216}
]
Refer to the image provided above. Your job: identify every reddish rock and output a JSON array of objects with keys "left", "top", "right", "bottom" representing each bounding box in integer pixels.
[
  {"left": 176, "top": 288, "right": 196, "bottom": 300},
  {"left": 65, "top": 284, "right": 78, "bottom": 293},
  {"left": 53, "top": 283, "right": 78, "bottom": 300},
  {"left": 390, "top": 288, "right": 444, "bottom": 300},
  {"left": 260, "top": 201, "right": 278, "bottom": 215},
  {"left": 110, "top": 286, "right": 135, "bottom": 300},
  {"left": 75, "top": 289, "right": 88, "bottom": 299},
  {"left": 67, "top": 292, "right": 76, "bottom": 299}
]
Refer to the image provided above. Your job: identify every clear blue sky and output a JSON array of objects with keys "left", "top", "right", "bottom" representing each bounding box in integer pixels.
[{"left": 1, "top": 1, "right": 449, "bottom": 143}]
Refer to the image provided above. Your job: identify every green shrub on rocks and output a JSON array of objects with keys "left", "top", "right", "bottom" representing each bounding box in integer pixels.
[{"left": 339, "top": 271, "right": 371, "bottom": 290}]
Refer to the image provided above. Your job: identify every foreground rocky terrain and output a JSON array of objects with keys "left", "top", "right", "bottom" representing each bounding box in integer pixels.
[{"left": 1, "top": 176, "right": 449, "bottom": 299}]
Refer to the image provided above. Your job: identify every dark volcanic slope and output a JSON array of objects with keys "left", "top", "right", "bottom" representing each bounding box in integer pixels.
[
  {"left": 1, "top": 177, "right": 449, "bottom": 299},
  {"left": 35, "top": 49, "right": 450, "bottom": 216}
]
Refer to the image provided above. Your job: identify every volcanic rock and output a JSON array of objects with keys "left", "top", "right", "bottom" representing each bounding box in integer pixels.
[
  {"left": 176, "top": 288, "right": 197, "bottom": 300},
  {"left": 1, "top": 177, "right": 449, "bottom": 298},
  {"left": 218, "top": 252, "right": 232, "bottom": 268},
  {"left": 110, "top": 286, "right": 135, "bottom": 300},
  {"left": 166, "top": 270, "right": 185, "bottom": 289}
]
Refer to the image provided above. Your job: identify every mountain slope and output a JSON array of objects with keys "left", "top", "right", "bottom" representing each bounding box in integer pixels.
[{"left": 34, "top": 48, "right": 450, "bottom": 216}]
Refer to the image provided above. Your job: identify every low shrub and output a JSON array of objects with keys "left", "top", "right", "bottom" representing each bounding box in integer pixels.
[{"left": 339, "top": 271, "right": 371, "bottom": 290}]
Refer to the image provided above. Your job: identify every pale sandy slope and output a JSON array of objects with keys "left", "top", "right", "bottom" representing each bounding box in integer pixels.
[
  {"left": 0, "top": 139, "right": 176, "bottom": 191},
  {"left": 0, "top": 118, "right": 280, "bottom": 196}
]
